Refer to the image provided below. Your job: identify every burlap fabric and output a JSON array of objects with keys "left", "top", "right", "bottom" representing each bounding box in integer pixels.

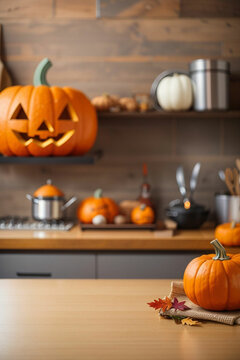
[{"left": 162, "top": 281, "right": 240, "bottom": 325}]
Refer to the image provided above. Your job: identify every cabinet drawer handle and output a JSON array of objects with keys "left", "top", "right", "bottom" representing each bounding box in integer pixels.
[{"left": 16, "top": 272, "right": 52, "bottom": 277}]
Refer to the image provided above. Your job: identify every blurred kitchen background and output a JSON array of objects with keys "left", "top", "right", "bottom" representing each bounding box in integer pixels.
[{"left": 0, "top": 0, "right": 239, "bottom": 219}]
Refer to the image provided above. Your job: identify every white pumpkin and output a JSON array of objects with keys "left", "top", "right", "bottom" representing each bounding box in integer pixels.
[{"left": 156, "top": 73, "right": 193, "bottom": 111}]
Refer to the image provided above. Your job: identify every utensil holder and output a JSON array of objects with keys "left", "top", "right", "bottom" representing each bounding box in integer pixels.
[
  {"left": 215, "top": 194, "right": 240, "bottom": 224},
  {"left": 189, "top": 59, "right": 230, "bottom": 111}
]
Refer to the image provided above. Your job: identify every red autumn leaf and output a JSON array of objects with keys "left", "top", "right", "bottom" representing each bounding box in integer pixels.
[
  {"left": 147, "top": 296, "right": 173, "bottom": 312},
  {"left": 172, "top": 297, "right": 190, "bottom": 311},
  {"left": 147, "top": 298, "right": 164, "bottom": 310},
  {"left": 161, "top": 297, "right": 173, "bottom": 312}
]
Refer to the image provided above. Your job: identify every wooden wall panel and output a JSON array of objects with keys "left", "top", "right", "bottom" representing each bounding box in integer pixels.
[
  {"left": 3, "top": 19, "right": 238, "bottom": 56},
  {"left": 1, "top": 18, "right": 239, "bottom": 97},
  {"left": 180, "top": 0, "right": 240, "bottom": 18},
  {"left": 100, "top": 0, "right": 240, "bottom": 19},
  {"left": 222, "top": 41, "right": 240, "bottom": 57},
  {"left": 55, "top": 0, "right": 96, "bottom": 18},
  {"left": 2, "top": 19, "right": 239, "bottom": 57},
  {"left": 99, "top": 0, "right": 180, "bottom": 18},
  {"left": 0, "top": 0, "right": 53, "bottom": 18},
  {"left": 0, "top": 141, "right": 237, "bottom": 218}
]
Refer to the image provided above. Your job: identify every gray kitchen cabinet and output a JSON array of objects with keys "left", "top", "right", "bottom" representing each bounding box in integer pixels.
[
  {"left": 0, "top": 251, "right": 209, "bottom": 279},
  {"left": 0, "top": 252, "right": 95, "bottom": 278},
  {"left": 97, "top": 251, "right": 208, "bottom": 279}
]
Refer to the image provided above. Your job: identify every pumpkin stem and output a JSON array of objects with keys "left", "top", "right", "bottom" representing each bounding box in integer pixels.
[
  {"left": 211, "top": 239, "right": 230, "bottom": 261},
  {"left": 94, "top": 188, "right": 103, "bottom": 198},
  {"left": 231, "top": 221, "right": 236, "bottom": 229},
  {"left": 33, "top": 58, "right": 52, "bottom": 86}
]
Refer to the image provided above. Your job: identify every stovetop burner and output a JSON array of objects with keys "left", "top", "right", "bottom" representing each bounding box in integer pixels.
[{"left": 0, "top": 216, "right": 74, "bottom": 231}]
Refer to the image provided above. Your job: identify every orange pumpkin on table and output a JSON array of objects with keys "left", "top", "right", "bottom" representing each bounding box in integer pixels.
[
  {"left": 0, "top": 58, "right": 97, "bottom": 156},
  {"left": 215, "top": 222, "right": 240, "bottom": 246},
  {"left": 77, "top": 189, "right": 119, "bottom": 224},
  {"left": 183, "top": 239, "right": 240, "bottom": 311},
  {"left": 131, "top": 203, "right": 155, "bottom": 225}
]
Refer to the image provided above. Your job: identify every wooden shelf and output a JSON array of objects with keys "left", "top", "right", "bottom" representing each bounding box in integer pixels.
[
  {"left": 98, "top": 110, "right": 240, "bottom": 120},
  {"left": 0, "top": 155, "right": 95, "bottom": 165}
]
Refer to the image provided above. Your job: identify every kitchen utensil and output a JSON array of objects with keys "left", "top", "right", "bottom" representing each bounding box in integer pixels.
[
  {"left": 176, "top": 166, "right": 187, "bottom": 200},
  {"left": 150, "top": 70, "right": 189, "bottom": 111},
  {"left": 189, "top": 162, "right": 201, "bottom": 201},
  {"left": 218, "top": 170, "right": 226, "bottom": 183},
  {"left": 225, "top": 168, "right": 235, "bottom": 195},
  {"left": 166, "top": 202, "right": 209, "bottom": 229},
  {"left": 26, "top": 180, "right": 77, "bottom": 221},
  {"left": 236, "top": 158, "right": 240, "bottom": 172},
  {"left": 189, "top": 59, "right": 230, "bottom": 111},
  {"left": 233, "top": 168, "right": 240, "bottom": 196},
  {"left": 215, "top": 195, "right": 240, "bottom": 223}
]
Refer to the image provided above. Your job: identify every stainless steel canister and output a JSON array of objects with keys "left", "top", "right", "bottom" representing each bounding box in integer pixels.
[
  {"left": 189, "top": 59, "right": 230, "bottom": 111},
  {"left": 215, "top": 195, "right": 240, "bottom": 224}
]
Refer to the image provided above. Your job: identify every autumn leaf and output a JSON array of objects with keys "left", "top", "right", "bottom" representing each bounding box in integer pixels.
[
  {"left": 181, "top": 317, "right": 200, "bottom": 326},
  {"left": 148, "top": 296, "right": 173, "bottom": 312},
  {"left": 172, "top": 297, "right": 191, "bottom": 311},
  {"left": 147, "top": 298, "right": 164, "bottom": 310},
  {"left": 161, "top": 297, "right": 173, "bottom": 312}
]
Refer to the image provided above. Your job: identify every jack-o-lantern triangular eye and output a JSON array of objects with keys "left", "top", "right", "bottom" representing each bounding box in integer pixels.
[
  {"left": 11, "top": 104, "right": 28, "bottom": 120},
  {"left": 58, "top": 104, "right": 79, "bottom": 122},
  {"left": 58, "top": 106, "right": 71, "bottom": 120}
]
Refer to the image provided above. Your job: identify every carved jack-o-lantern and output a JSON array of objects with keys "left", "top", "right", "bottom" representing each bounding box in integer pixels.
[{"left": 0, "top": 58, "right": 98, "bottom": 156}]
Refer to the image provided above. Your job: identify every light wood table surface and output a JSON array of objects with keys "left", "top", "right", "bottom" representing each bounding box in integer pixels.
[
  {"left": 0, "top": 279, "right": 239, "bottom": 360},
  {"left": 0, "top": 226, "right": 240, "bottom": 253}
]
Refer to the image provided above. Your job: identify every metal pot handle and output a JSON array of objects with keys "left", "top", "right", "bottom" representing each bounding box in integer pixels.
[
  {"left": 62, "top": 196, "right": 77, "bottom": 211},
  {"left": 26, "top": 194, "right": 33, "bottom": 201},
  {"left": 26, "top": 194, "right": 39, "bottom": 203}
]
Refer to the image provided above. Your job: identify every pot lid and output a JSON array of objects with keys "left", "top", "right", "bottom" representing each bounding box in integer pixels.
[
  {"left": 34, "top": 179, "right": 64, "bottom": 197},
  {"left": 167, "top": 202, "right": 207, "bottom": 213}
]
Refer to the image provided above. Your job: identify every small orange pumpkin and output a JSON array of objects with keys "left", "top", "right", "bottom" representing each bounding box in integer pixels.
[
  {"left": 33, "top": 179, "right": 64, "bottom": 197},
  {"left": 215, "top": 222, "right": 240, "bottom": 246},
  {"left": 0, "top": 58, "right": 97, "bottom": 157},
  {"left": 77, "top": 189, "right": 119, "bottom": 224},
  {"left": 131, "top": 203, "right": 155, "bottom": 225},
  {"left": 183, "top": 239, "right": 240, "bottom": 311}
]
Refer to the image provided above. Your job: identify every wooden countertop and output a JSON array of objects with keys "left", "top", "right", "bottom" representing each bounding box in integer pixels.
[
  {"left": 0, "top": 279, "right": 239, "bottom": 360},
  {"left": 0, "top": 226, "right": 239, "bottom": 252}
]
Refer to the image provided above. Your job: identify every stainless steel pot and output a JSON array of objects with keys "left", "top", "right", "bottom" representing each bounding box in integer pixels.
[
  {"left": 215, "top": 194, "right": 240, "bottom": 224},
  {"left": 189, "top": 59, "right": 230, "bottom": 111},
  {"left": 26, "top": 194, "right": 77, "bottom": 221}
]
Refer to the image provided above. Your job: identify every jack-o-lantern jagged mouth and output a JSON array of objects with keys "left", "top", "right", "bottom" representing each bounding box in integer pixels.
[{"left": 12, "top": 130, "right": 75, "bottom": 148}]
